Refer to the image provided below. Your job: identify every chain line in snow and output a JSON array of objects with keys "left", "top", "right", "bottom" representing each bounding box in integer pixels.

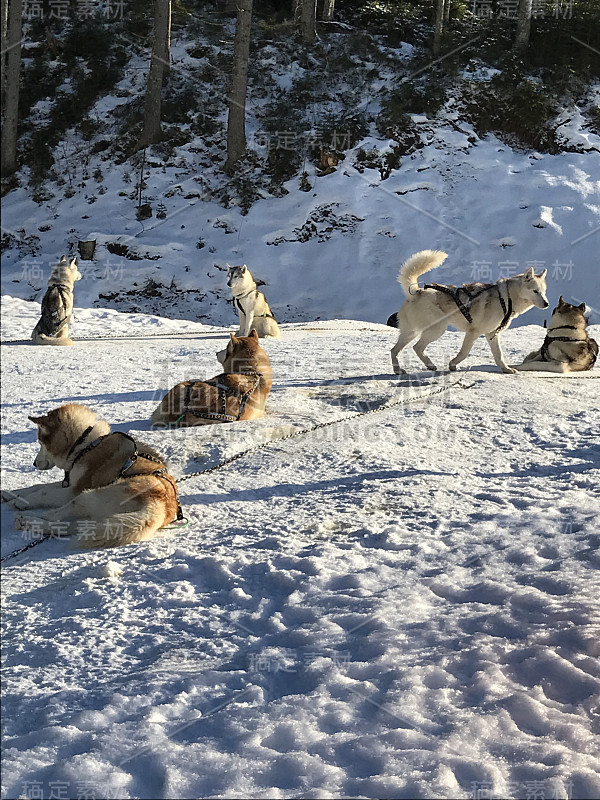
[{"left": 0, "top": 379, "right": 471, "bottom": 565}]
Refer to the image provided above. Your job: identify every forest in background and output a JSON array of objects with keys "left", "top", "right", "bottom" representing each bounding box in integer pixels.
[{"left": 1, "top": 0, "right": 598, "bottom": 211}]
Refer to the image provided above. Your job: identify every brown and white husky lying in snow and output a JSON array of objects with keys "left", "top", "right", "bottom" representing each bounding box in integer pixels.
[
  {"left": 151, "top": 330, "right": 273, "bottom": 427},
  {"left": 1, "top": 404, "right": 181, "bottom": 549}
]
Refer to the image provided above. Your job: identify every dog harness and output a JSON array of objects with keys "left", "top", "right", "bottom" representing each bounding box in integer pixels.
[
  {"left": 424, "top": 281, "right": 513, "bottom": 338},
  {"left": 539, "top": 325, "right": 595, "bottom": 364},
  {"left": 233, "top": 289, "right": 277, "bottom": 321},
  {"left": 62, "top": 431, "right": 183, "bottom": 521},
  {"left": 180, "top": 371, "right": 262, "bottom": 423},
  {"left": 38, "top": 283, "right": 72, "bottom": 337}
]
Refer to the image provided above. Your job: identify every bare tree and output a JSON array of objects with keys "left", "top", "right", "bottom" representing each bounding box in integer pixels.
[
  {"left": 321, "top": 0, "right": 335, "bottom": 21},
  {"left": 160, "top": 0, "right": 171, "bottom": 78},
  {"left": 225, "top": 0, "right": 253, "bottom": 173},
  {"left": 1, "top": 0, "right": 8, "bottom": 111},
  {"left": 514, "top": 0, "right": 532, "bottom": 50},
  {"left": 1, "top": 0, "right": 22, "bottom": 177},
  {"left": 443, "top": 0, "right": 451, "bottom": 25},
  {"left": 433, "top": 0, "right": 444, "bottom": 56},
  {"left": 299, "top": 0, "right": 317, "bottom": 43},
  {"left": 138, "top": 0, "right": 172, "bottom": 149}
]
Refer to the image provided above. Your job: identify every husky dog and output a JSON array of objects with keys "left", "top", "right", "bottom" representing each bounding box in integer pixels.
[
  {"left": 515, "top": 296, "right": 598, "bottom": 373},
  {"left": 227, "top": 264, "right": 281, "bottom": 339},
  {"left": 32, "top": 255, "right": 82, "bottom": 345},
  {"left": 390, "top": 250, "right": 549, "bottom": 374},
  {"left": 151, "top": 330, "right": 273, "bottom": 427},
  {"left": 1, "top": 404, "right": 181, "bottom": 549}
]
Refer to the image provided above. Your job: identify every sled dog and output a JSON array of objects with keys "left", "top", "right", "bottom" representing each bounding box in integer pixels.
[
  {"left": 1, "top": 404, "right": 181, "bottom": 549},
  {"left": 515, "top": 296, "right": 598, "bottom": 373},
  {"left": 227, "top": 264, "right": 281, "bottom": 339},
  {"left": 390, "top": 250, "right": 549, "bottom": 374},
  {"left": 151, "top": 330, "right": 273, "bottom": 427},
  {"left": 32, "top": 255, "right": 82, "bottom": 345}
]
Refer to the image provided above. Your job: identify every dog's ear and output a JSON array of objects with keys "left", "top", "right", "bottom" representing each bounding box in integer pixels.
[
  {"left": 241, "top": 264, "right": 247, "bottom": 274},
  {"left": 59, "top": 254, "right": 67, "bottom": 263},
  {"left": 578, "top": 303, "right": 586, "bottom": 313},
  {"left": 558, "top": 295, "right": 565, "bottom": 306},
  {"left": 538, "top": 268, "right": 547, "bottom": 280},
  {"left": 524, "top": 267, "right": 535, "bottom": 280},
  {"left": 28, "top": 414, "right": 50, "bottom": 432},
  {"left": 69, "top": 257, "right": 78, "bottom": 267},
  {"left": 230, "top": 333, "right": 238, "bottom": 343},
  {"left": 249, "top": 329, "right": 258, "bottom": 339}
]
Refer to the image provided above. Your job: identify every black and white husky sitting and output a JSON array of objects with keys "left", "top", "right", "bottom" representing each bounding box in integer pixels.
[
  {"left": 32, "top": 255, "right": 82, "bottom": 346},
  {"left": 226, "top": 264, "right": 281, "bottom": 339}
]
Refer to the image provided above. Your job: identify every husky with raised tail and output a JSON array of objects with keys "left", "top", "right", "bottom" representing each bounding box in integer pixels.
[
  {"left": 32, "top": 255, "right": 82, "bottom": 345},
  {"left": 390, "top": 250, "right": 549, "bottom": 374},
  {"left": 227, "top": 264, "right": 281, "bottom": 339},
  {"left": 1, "top": 405, "right": 181, "bottom": 549},
  {"left": 515, "top": 296, "right": 598, "bottom": 373}
]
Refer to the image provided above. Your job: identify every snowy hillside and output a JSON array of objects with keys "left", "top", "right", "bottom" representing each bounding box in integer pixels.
[
  {"left": 2, "top": 130, "right": 599, "bottom": 328},
  {"left": 2, "top": 299, "right": 599, "bottom": 800}
]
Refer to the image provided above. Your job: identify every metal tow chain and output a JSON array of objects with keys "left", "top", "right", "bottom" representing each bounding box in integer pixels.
[
  {"left": 0, "top": 379, "right": 472, "bottom": 565},
  {"left": 176, "top": 378, "right": 474, "bottom": 484}
]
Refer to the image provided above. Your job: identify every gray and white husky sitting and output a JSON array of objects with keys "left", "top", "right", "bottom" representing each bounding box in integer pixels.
[
  {"left": 390, "top": 250, "right": 549, "bottom": 374},
  {"left": 515, "top": 296, "right": 598, "bottom": 373},
  {"left": 227, "top": 264, "right": 281, "bottom": 339},
  {"left": 32, "top": 255, "right": 82, "bottom": 346}
]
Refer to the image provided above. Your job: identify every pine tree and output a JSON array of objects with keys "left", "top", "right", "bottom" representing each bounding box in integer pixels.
[{"left": 225, "top": 0, "right": 253, "bottom": 173}]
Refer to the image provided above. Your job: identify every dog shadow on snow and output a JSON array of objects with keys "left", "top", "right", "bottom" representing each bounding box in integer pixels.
[{"left": 181, "top": 468, "right": 453, "bottom": 507}]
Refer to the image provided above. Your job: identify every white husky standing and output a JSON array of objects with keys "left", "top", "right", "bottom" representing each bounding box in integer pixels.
[
  {"left": 390, "top": 250, "right": 549, "bottom": 374},
  {"left": 226, "top": 264, "right": 281, "bottom": 339},
  {"left": 32, "top": 255, "right": 82, "bottom": 346}
]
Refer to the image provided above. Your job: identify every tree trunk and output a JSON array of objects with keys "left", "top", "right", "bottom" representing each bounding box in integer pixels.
[
  {"left": 299, "top": 0, "right": 317, "bottom": 43},
  {"left": 225, "top": 0, "right": 253, "bottom": 173},
  {"left": 321, "top": 0, "right": 335, "bottom": 21},
  {"left": 1, "top": 0, "right": 8, "bottom": 113},
  {"left": 1, "top": 0, "right": 22, "bottom": 177},
  {"left": 138, "top": 0, "right": 171, "bottom": 149},
  {"left": 514, "top": 0, "right": 532, "bottom": 51},
  {"left": 433, "top": 0, "right": 444, "bottom": 56},
  {"left": 443, "top": 0, "right": 450, "bottom": 25},
  {"left": 160, "top": 0, "right": 171, "bottom": 78}
]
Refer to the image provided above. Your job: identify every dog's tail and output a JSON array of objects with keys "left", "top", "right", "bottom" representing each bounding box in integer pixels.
[
  {"left": 75, "top": 509, "right": 166, "bottom": 549},
  {"left": 397, "top": 250, "right": 448, "bottom": 298}
]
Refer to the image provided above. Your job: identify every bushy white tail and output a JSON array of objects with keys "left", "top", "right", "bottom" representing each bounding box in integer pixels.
[
  {"left": 397, "top": 250, "right": 448, "bottom": 298},
  {"left": 75, "top": 511, "right": 163, "bottom": 549}
]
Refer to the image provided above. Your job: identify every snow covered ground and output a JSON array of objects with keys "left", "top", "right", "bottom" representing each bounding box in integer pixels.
[{"left": 2, "top": 298, "right": 599, "bottom": 800}]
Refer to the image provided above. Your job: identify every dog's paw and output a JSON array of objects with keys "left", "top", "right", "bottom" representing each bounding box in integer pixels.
[
  {"left": 392, "top": 365, "right": 406, "bottom": 375},
  {"left": 6, "top": 495, "right": 32, "bottom": 511},
  {"left": 427, "top": 365, "right": 437, "bottom": 371},
  {"left": 502, "top": 366, "right": 518, "bottom": 374},
  {"left": 1, "top": 490, "right": 18, "bottom": 505},
  {"left": 448, "top": 363, "right": 457, "bottom": 372}
]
